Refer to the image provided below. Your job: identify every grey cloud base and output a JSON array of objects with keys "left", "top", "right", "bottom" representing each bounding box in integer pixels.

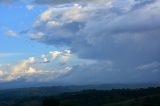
[
  {"left": 1, "top": 0, "right": 159, "bottom": 84},
  {"left": 29, "top": 0, "right": 160, "bottom": 84}
]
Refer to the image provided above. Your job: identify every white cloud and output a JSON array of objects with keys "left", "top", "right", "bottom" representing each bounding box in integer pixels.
[
  {"left": 61, "top": 4, "right": 86, "bottom": 22},
  {"left": 33, "top": 3, "right": 91, "bottom": 27},
  {"left": 26, "top": 4, "right": 34, "bottom": 10},
  {"left": 41, "top": 54, "right": 49, "bottom": 63},
  {"left": 3, "top": 0, "right": 158, "bottom": 83},
  {"left": 47, "top": 21, "right": 63, "bottom": 27},
  {"left": 0, "top": 50, "right": 94, "bottom": 82},
  {"left": 24, "top": 0, "right": 160, "bottom": 83},
  {"left": 49, "top": 51, "right": 62, "bottom": 59},
  {"left": 31, "top": 0, "right": 160, "bottom": 61},
  {"left": 6, "top": 57, "right": 36, "bottom": 81},
  {"left": 39, "top": 8, "right": 54, "bottom": 22},
  {"left": 0, "top": 70, "right": 3, "bottom": 77},
  {"left": 30, "top": 32, "right": 44, "bottom": 39},
  {"left": 49, "top": 50, "right": 72, "bottom": 64},
  {"left": 137, "top": 62, "right": 160, "bottom": 72},
  {"left": 5, "top": 29, "right": 17, "bottom": 37}
]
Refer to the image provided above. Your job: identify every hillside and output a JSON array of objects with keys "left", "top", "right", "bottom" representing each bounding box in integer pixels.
[
  {"left": 105, "top": 94, "right": 160, "bottom": 106},
  {"left": 0, "top": 86, "right": 160, "bottom": 106}
]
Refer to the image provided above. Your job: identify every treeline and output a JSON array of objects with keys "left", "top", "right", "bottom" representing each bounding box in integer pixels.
[
  {"left": 1, "top": 87, "right": 160, "bottom": 106},
  {"left": 56, "top": 87, "right": 160, "bottom": 106}
]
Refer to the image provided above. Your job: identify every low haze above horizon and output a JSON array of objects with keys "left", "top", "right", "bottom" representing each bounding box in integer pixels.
[{"left": 0, "top": 0, "right": 160, "bottom": 88}]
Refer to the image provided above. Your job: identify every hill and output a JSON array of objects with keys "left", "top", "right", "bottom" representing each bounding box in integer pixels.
[
  {"left": 105, "top": 94, "right": 160, "bottom": 106},
  {"left": 0, "top": 86, "right": 160, "bottom": 106}
]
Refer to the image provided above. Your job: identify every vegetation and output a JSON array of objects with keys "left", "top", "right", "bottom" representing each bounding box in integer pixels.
[
  {"left": 0, "top": 86, "right": 160, "bottom": 106},
  {"left": 105, "top": 94, "right": 160, "bottom": 106}
]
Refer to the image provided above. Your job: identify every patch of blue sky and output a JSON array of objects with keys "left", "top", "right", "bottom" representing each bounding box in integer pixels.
[{"left": 0, "top": 2, "right": 62, "bottom": 64}]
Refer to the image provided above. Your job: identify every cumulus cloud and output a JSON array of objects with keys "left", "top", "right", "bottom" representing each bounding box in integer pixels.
[
  {"left": 30, "top": 0, "right": 160, "bottom": 61},
  {"left": 25, "top": 0, "right": 160, "bottom": 83},
  {"left": 0, "top": 50, "right": 94, "bottom": 82},
  {"left": 2, "top": 0, "right": 159, "bottom": 84},
  {"left": 6, "top": 57, "right": 37, "bottom": 81}
]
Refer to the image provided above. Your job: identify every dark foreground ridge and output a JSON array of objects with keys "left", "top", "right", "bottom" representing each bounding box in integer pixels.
[{"left": 0, "top": 85, "right": 160, "bottom": 106}]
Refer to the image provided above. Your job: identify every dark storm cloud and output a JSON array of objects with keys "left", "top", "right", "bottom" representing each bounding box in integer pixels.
[
  {"left": 57, "top": 61, "right": 160, "bottom": 84},
  {"left": 32, "top": 1, "right": 160, "bottom": 58},
  {"left": 0, "top": 0, "right": 151, "bottom": 84},
  {"left": 28, "top": 0, "right": 160, "bottom": 83}
]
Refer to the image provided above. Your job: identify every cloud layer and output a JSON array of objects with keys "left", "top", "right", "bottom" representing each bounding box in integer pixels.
[
  {"left": 1, "top": 0, "right": 160, "bottom": 84},
  {"left": 0, "top": 50, "right": 94, "bottom": 82},
  {"left": 27, "top": 0, "right": 160, "bottom": 83}
]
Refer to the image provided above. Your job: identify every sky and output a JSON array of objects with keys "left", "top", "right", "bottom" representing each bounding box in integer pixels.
[{"left": 0, "top": 0, "right": 160, "bottom": 88}]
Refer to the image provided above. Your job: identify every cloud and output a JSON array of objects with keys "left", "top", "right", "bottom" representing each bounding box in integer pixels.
[
  {"left": 24, "top": 0, "right": 160, "bottom": 83},
  {"left": 5, "top": 29, "right": 17, "bottom": 37},
  {"left": 26, "top": 4, "right": 34, "bottom": 10},
  {"left": 137, "top": 62, "right": 160, "bottom": 72},
  {"left": 0, "top": 70, "right": 3, "bottom": 77},
  {"left": 41, "top": 54, "right": 50, "bottom": 63},
  {"left": 6, "top": 57, "right": 37, "bottom": 81},
  {"left": 49, "top": 50, "right": 71, "bottom": 63},
  {"left": 2, "top": 0, "right": 158, "bottom": 84},
  {"left": 0, "top": 50, "right": 94, "bottom": 82},
  {"left": 58, "top": 60, "right": 160, "bottom": 84},
  {"left": 30, "top": 0, "right": 160, "bottom": 62}
]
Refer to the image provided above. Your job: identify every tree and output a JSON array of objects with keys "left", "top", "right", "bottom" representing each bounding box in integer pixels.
[{"left": 42, "top": 97, "right": 60, "bottom": 106}]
